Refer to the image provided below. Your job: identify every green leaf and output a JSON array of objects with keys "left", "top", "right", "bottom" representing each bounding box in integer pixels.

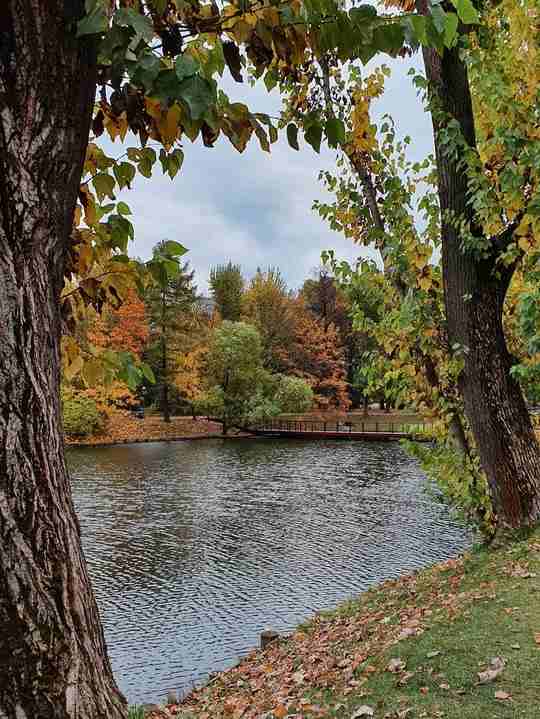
[
  {"left": 77, "top": 5, "right": 108, "bottom": 37},
  {"left": 349, "top": 5, "right": 377, "bottom": 24},
  {"left": 114, "top": 8, "right": 154, "bottom": 42},
  {"left": 426, "top": 16, "right": 444, "bottom": 54},
  {"left": 130, "top": 53, "right": 161, "bottom": 91},
  {"left": 325, "top": 117, "right": 346, "bottom": 148},
  {"left": 305, "top": 123, "right": 323, "bottom": 153},
  {"left": 443, "top": 12, "right": 459, "bottom": 47},
  {"left": 175, "top": 54, "right": 200, "bottom": 82},
  {"left": 287, "top": 123, "right": 299, "bottom": 151},
  {"left": 178, "top": 75, "right": 216, "bottom": 120},
  {"left": 452, "top": 0, "right": 479, "bottom": 24},
  {"left": 159, "top": 148, "right": 169, "bottom": 175},
  {"left": 264, "top": 69, "right": 279, "bottom": 93},
  {"left": 162, "top": 239, "right": 188, "bottom": 257},
  {"left": 92, "top": 173, "right": 115, "bottom": 201},
  {"left": 168, "top": 148, "right": 184, "bottom": 179},
  {"left": 113, "top": 161, "right": 136, "bottom": 190},
  {"left": 373, "top": 23, "right": 405, "bottom": 55},
  {"left": 140, "top": 362, "right": 156, "bottom": 383},
  {"left": 108, "top": 215, "right": 133, "bottom": 251},
  {"left": 117, "top": 201, "right": 131, "bottom": 216},
  {"left": 431, "top": 5, "right": 447, "bottom": 34},
  {"left": 154, "top": 70, "right": 183, "bottom": 104}
]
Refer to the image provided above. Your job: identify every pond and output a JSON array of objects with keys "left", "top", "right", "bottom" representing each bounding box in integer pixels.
[{"left": 68, "top": 438, "right": 469, "bottom": 705}]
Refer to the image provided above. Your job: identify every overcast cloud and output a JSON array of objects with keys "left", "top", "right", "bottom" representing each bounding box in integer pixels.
[{"left": 103, "top": 54, "right": 433, "bottom": 294}]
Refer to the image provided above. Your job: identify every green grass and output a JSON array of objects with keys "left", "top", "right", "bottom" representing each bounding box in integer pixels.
[
  {"left": 310, "top": 531, "right": 540, "bottom": 719},
  {"left": 180, "top": 529, "right": 540, "bottom": 718},
  {"left": 128, "top": 707, "right": 146, "bottom": 719}
]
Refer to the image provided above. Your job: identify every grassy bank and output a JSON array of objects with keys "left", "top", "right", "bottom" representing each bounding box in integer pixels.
[{"left": 151, "top": 529, "right": 540, "bottom": 719}]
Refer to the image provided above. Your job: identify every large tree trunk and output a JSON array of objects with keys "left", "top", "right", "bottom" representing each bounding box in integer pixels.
[
  {"left": 0, "top": 3, "right": 127, "bottom": 717},
  {"left": 422, "top": 41, "right": 540, "bottom": 526}
]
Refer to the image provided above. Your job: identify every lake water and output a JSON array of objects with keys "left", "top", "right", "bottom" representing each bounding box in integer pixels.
[{"left": 67, "top": 438, "right": 469, "bottom": 704}]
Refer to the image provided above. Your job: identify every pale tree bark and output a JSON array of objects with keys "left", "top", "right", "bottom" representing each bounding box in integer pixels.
[
  {"left": 0, "top": 2, "right": 127, "bottom": 717},
  {"left": 421, "top": 36, "right": 540, "bottom": 526}
]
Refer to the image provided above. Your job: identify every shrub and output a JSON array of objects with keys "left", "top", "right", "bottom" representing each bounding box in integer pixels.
[
  {"left": 274, "top": 375, "right": 314, "bottom": 414},
  {"left": 62, "top": 393, "right": 104, "bottom": 437},
  {"left": 405, "top": 439, "right": 496, "bottom": 540}
]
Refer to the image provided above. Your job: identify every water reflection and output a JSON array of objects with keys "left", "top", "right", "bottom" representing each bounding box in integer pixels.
[{"left": 68, "top": 439, "right": 468, "bottom": 704}]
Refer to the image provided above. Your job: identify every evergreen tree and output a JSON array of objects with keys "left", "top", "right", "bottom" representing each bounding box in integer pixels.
[
  {"left": 209, "top": 261, "right": 244, "bottom": 321},
  {"left": 144, "top": 241, "right": 198, "bottom": 421}
]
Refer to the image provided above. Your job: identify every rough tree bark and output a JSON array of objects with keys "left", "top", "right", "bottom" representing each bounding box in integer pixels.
[
  {"left": 0, "top": 3, "right": 127, "bottom": 717},
  {"left": 422, "top": 39, "right": 540, "bottom": 526}
]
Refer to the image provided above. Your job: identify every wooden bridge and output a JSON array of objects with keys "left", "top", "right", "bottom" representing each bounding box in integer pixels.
[{"left": 247, "top": 418, "right": 432, "bottom": 442}]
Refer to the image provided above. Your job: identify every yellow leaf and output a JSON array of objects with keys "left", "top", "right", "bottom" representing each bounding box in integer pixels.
[
  {"left": 230, "top": 20, "right": 252, "bottom": 43},
  {"left": 518, "top": 235, "right": 533, "bottom": 252},
  {"left": 516, "top": 215, "right": 532, "bottom": 236},
  {"left": 82, "top": 359, "right": 104, "bottom": 388},
  {"left": 418, "top": 273, "right": 432, "bottom": 291},
  {"left": 65, "top": 354, "right": 84, "bottom": 381},
  {"left": 78, "top": 243, "right": 93, "bottom": 274},
  {"left": 74, "top": 205, "right": 82, "bottom": 227},
  {"left": 145, "top": 97, "right": 162, "bottom": 121},
  {"left": 157, "top": 104, "right": 182, "bottom": 150},
  {"left": 79, "top": 186, "right": 97, "bottom": 226}
]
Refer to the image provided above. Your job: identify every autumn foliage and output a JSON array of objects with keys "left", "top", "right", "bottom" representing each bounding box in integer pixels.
[{"left": 279, "top": 300, "right": 350, "bottom": 411}]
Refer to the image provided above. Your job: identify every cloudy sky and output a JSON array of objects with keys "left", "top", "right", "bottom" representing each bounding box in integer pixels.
[{"left": 103, "top": 53, "right": 434, "bottom": 294}]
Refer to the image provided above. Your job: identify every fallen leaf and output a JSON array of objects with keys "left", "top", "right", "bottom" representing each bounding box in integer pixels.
[
  {"left": 494, "top": 690, "right": 511, "bottom": 701},
  {"left": 292, "top": 670, "right": 305, "bottom": 684},
  {"left": 511, "top": 643, "right": 521, "bottom": 650},
  {"left": 398, "top": 672, "right": 415, "bottom": 686},
  {"left": 397, "top": 627, "right": 422, "bottom": 640},
  {"left": 273, "top": 705, "right": 288, "bottom": 719},
  {"left": 396, "top": 710, "right": 413, "bottom": 719},
  {"left": 387, "top": 658, "right": 406, "bottom": 673},
  {"left": 534, "top": 632, "right": 540, "bottom": 645},
  {"left": 439, "top": 683, "right": 450, "bottom": 690},
  {"left": 351, "top": 707, "right": 374, "bottom": 718},
  {"left": 420, "top": 686, "right": 429, "bottom": 695},
  {"left": 427, "top": 651, "right": 440, "bottom": 659},
  {"left": 477, "top": 656, "right": 505, "bottom": 684}
]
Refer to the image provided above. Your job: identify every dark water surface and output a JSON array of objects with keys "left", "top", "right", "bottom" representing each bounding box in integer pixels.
[{"left": 68, "top": 438, "right": 469, "bottom": 704}]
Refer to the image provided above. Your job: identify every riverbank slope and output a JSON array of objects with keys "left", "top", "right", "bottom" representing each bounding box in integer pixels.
[
  {"left": 166, "top": 529, "right": 540, "bottom": 719},
  {"left": 66, "top": 413, "right": 226, "bottom": 446}
]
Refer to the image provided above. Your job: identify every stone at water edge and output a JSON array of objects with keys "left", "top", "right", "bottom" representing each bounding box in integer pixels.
[{"left": 260, "top": 629, "right": 280, "bottom": 650}]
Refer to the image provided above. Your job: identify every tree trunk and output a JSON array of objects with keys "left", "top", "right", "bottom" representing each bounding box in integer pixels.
[
  {"left": 422, "top": 40, "right": 540, "bottom": 526},
  {"left": 0, "top": 3, "right": 127, "bottom": 717}
]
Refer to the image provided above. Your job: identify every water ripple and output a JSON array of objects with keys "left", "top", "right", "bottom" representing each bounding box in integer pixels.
[{"left": 68, "top": 438, "right": 469, "bottom": 704}]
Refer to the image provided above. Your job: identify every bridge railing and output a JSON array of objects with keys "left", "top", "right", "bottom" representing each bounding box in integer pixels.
[{"left": 252, "top": 419, "right": 432, "bottom": 435}]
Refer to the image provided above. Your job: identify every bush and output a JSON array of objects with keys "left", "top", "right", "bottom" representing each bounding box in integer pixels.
[
  {"left": 274, "top": 375, "right": 314, "bottom": 413},
  {"left": 405, "top": 440, "right": 495, "bottom": 540},
  {"left": 62, "top": 394, "right": 104, "bottom": 437}
]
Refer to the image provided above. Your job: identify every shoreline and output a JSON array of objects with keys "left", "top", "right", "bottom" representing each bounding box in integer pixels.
[
  {"left": 65, "top": 432, "right": 257, "bottom": 449},
  {"left": 138, "top": 529, "right": 540, "bottom": 719}
]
